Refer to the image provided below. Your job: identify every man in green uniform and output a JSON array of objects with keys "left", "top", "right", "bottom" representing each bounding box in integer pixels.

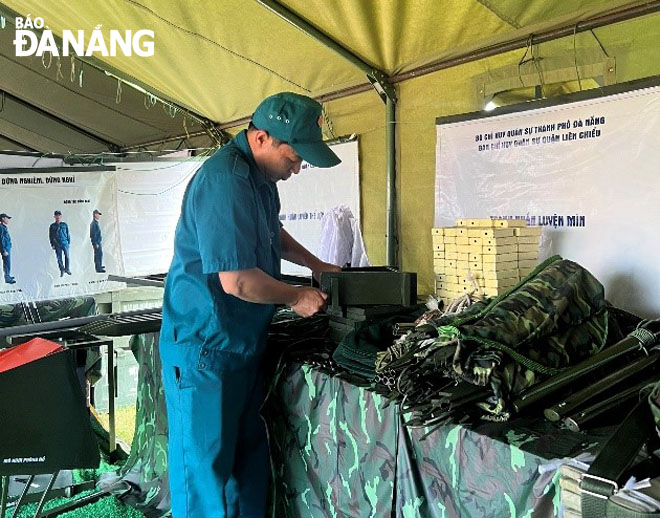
[{"left": 160, "top": 92, "right": 342, "bottom": 518}]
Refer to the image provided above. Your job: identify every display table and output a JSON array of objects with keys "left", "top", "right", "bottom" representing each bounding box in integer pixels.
[{"left": 265, "top": 363, "right": 610, "bottom": 518}]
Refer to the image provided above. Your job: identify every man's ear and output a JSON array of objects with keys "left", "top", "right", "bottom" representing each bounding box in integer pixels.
[{"left": 253, "top": 130, "right": 270, "bottom": 148}]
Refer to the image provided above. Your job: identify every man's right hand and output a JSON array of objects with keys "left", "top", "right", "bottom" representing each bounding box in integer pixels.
[
  {"left": 290, "top": 287, "right": 328, "bottom": 317},
  {"left": 1, "top": 252, "right": 7, "bottom": 257}
]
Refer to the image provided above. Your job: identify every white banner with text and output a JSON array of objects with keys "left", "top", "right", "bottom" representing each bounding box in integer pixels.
[
  {"left": 0, "top": 170, "right": 124, "bottom": 304},
  {"left": 436, "top": 85, "right": 660, "bottom": 317}
]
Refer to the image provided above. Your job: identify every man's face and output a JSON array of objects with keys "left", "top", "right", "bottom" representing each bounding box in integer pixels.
[
  {"left": 1, "top": 217, "right": 8, "bottom": 225},
  {"left": 94, "top": 213, "right": 101, "bottom": 221},
  {"left": 259, "top": 138, "right": 303, "bottom": 183},
  {"left": 55, "top": 215, "right": 62, "bottom": 222}
]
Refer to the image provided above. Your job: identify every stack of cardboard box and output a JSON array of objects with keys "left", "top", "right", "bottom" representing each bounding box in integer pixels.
[{"left": 433, "top": 219, "right": 541, "bottom": 304}]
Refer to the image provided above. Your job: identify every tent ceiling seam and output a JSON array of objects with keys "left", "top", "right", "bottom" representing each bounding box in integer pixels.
[
  {"left": 476, "top": 0, "right": 522, "bottom": 29},
  {"left": 119, "top": 0, "right": 312, "bottom": 93}
]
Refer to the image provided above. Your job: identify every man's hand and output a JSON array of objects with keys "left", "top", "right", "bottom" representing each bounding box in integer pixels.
[
  {"left": 290, "top": 287, "right": 328, "bottom": 317},
  {"left": 311, "top": 261, "right": 341, "bottom": 283},
  {"left": 2, "top": 252, "right": 7, "bottom": 257}
]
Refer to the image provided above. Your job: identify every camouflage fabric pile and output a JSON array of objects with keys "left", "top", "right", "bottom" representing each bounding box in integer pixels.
[{"left": 375, "top": 256, "right": 618, "bottom": 424}]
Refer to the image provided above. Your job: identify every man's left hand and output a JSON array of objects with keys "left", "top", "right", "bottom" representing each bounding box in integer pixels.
[{"left": 311, "top": 261, "right": 341, "bottom": 283}]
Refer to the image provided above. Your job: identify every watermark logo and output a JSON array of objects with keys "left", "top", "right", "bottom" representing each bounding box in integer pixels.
[{"left": 13, "top": 16, "right": 154, "bottom": 57}]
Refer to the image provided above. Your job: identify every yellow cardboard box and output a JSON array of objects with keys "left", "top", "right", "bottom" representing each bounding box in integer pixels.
[
  {"left": 518, "top": 251, "right": 539, "bottom": 261},
  {"left": 514, "top": 227, "right": 542, "bottom": 236},
  {"left": 518, "top": 243, "right": 539, "bottom": 253},
  {"left": 484, "top": 236, "right": 517, "bottom": 246},
  {"left": 491, "top": 219, "right": 527, "bottom": 228},
  {"left": 482, "top": 253, "right": 518, "bottom": 264},
  {"left": 483, "top": 244, "right": 517, "bottom": 255},
  {"left": 468, "top": 229, "right": 486, "bottom": 238},
  {"left": 518, "top": 259, "right": 539, "bottom": 270},
  {"left": 482, "top": 268, "right": 519, "bottom": 281},
  {"left": 483, "top": 277, "right": 519, "bottom": 289},
  {"left": 482, "top": 228, "right": 515, "bottom": 238}
]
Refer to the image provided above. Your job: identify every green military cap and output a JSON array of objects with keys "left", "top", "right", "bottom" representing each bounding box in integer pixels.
[{"left": 252, "top": 92, "right": 341, "bottom": 168}]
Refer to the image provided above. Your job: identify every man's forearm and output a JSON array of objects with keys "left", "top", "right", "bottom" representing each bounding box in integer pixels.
[{"left": 218, "top": 268, "right": 299, "bottom": 305}]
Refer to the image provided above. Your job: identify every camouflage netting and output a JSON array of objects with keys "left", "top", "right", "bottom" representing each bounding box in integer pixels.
[{"left": 374, "top": 256, "right": 627, "bottom": 422}]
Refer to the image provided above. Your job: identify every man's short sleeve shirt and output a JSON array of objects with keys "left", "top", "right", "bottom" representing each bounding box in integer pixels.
[{"left": 160, "top": 131, "right": 282, "bottom": 364}]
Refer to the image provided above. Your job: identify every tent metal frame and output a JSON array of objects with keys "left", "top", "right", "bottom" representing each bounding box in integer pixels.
[
  {"left": 0, "top": 133, "right": 38, "bottom": 152},
  {"left": 255, "top": 0, "right": 399, "bottom": 266},
  {"left": 1, "top": 89, "right": 121, "bottom": 152},
  {"left": 3, "top": 1, "right": 660, "bottom": 266},
  {"left": 0, "top": 5, "right": 231, "bottom": 147}
]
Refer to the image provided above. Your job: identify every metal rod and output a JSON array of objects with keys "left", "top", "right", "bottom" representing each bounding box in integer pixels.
[
  {"left": 10, "top": 474, "right": 34, "bottom": 518},
  {"left": 389, "top": 1, "right": 660, "bottom": 83},
  {"left": 107, "top": 342, "right": 116, "bottom": 455},
  {"left": 107, "top": 274, "right": 165, "bottom": 288},
  {"left": 0, "top": 476, "right": 9, "bottom": 518},
  {"left": 563, "top": 378, "right": 653, "bottom": 432},
  {"left": 38, "top": 490, "right": 110, "bottom": 518},
  {"left": 544, "top": 352, "right": 659, "bottom": 421},
  {"left": 0, "top": 307, "right": 162, "bottom": 339},
  {"left": 511, "top": 333, "right": 648, "bottom": 413},
  {"left": 255, "top": 0, "right": 377, "bottom": 77},
  {"left": 33, "top": 471, "right": 59, "bottom": 518},
  {"left": 386, "top": 95, "right": 397, "bottom": 267}
]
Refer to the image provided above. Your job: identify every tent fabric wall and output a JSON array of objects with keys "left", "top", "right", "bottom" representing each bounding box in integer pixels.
[
  {"left": 1, "top": 1, "right": 660, "bottom": 292},
  {"left": 393, "top": 12, "right": 660, "bottom": 295}
]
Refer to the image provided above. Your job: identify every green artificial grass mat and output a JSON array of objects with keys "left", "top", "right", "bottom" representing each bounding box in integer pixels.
[{"left": 3, "top": 461, "right": 147, "bottom": 518}]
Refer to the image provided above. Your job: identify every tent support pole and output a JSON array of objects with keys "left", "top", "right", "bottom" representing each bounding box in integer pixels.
[
  {"left": 386, "top": 96, "right": 397, "bottom": 267},
  {"left": 255, "top": 0, "right": 399, "bottom": 266}
]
